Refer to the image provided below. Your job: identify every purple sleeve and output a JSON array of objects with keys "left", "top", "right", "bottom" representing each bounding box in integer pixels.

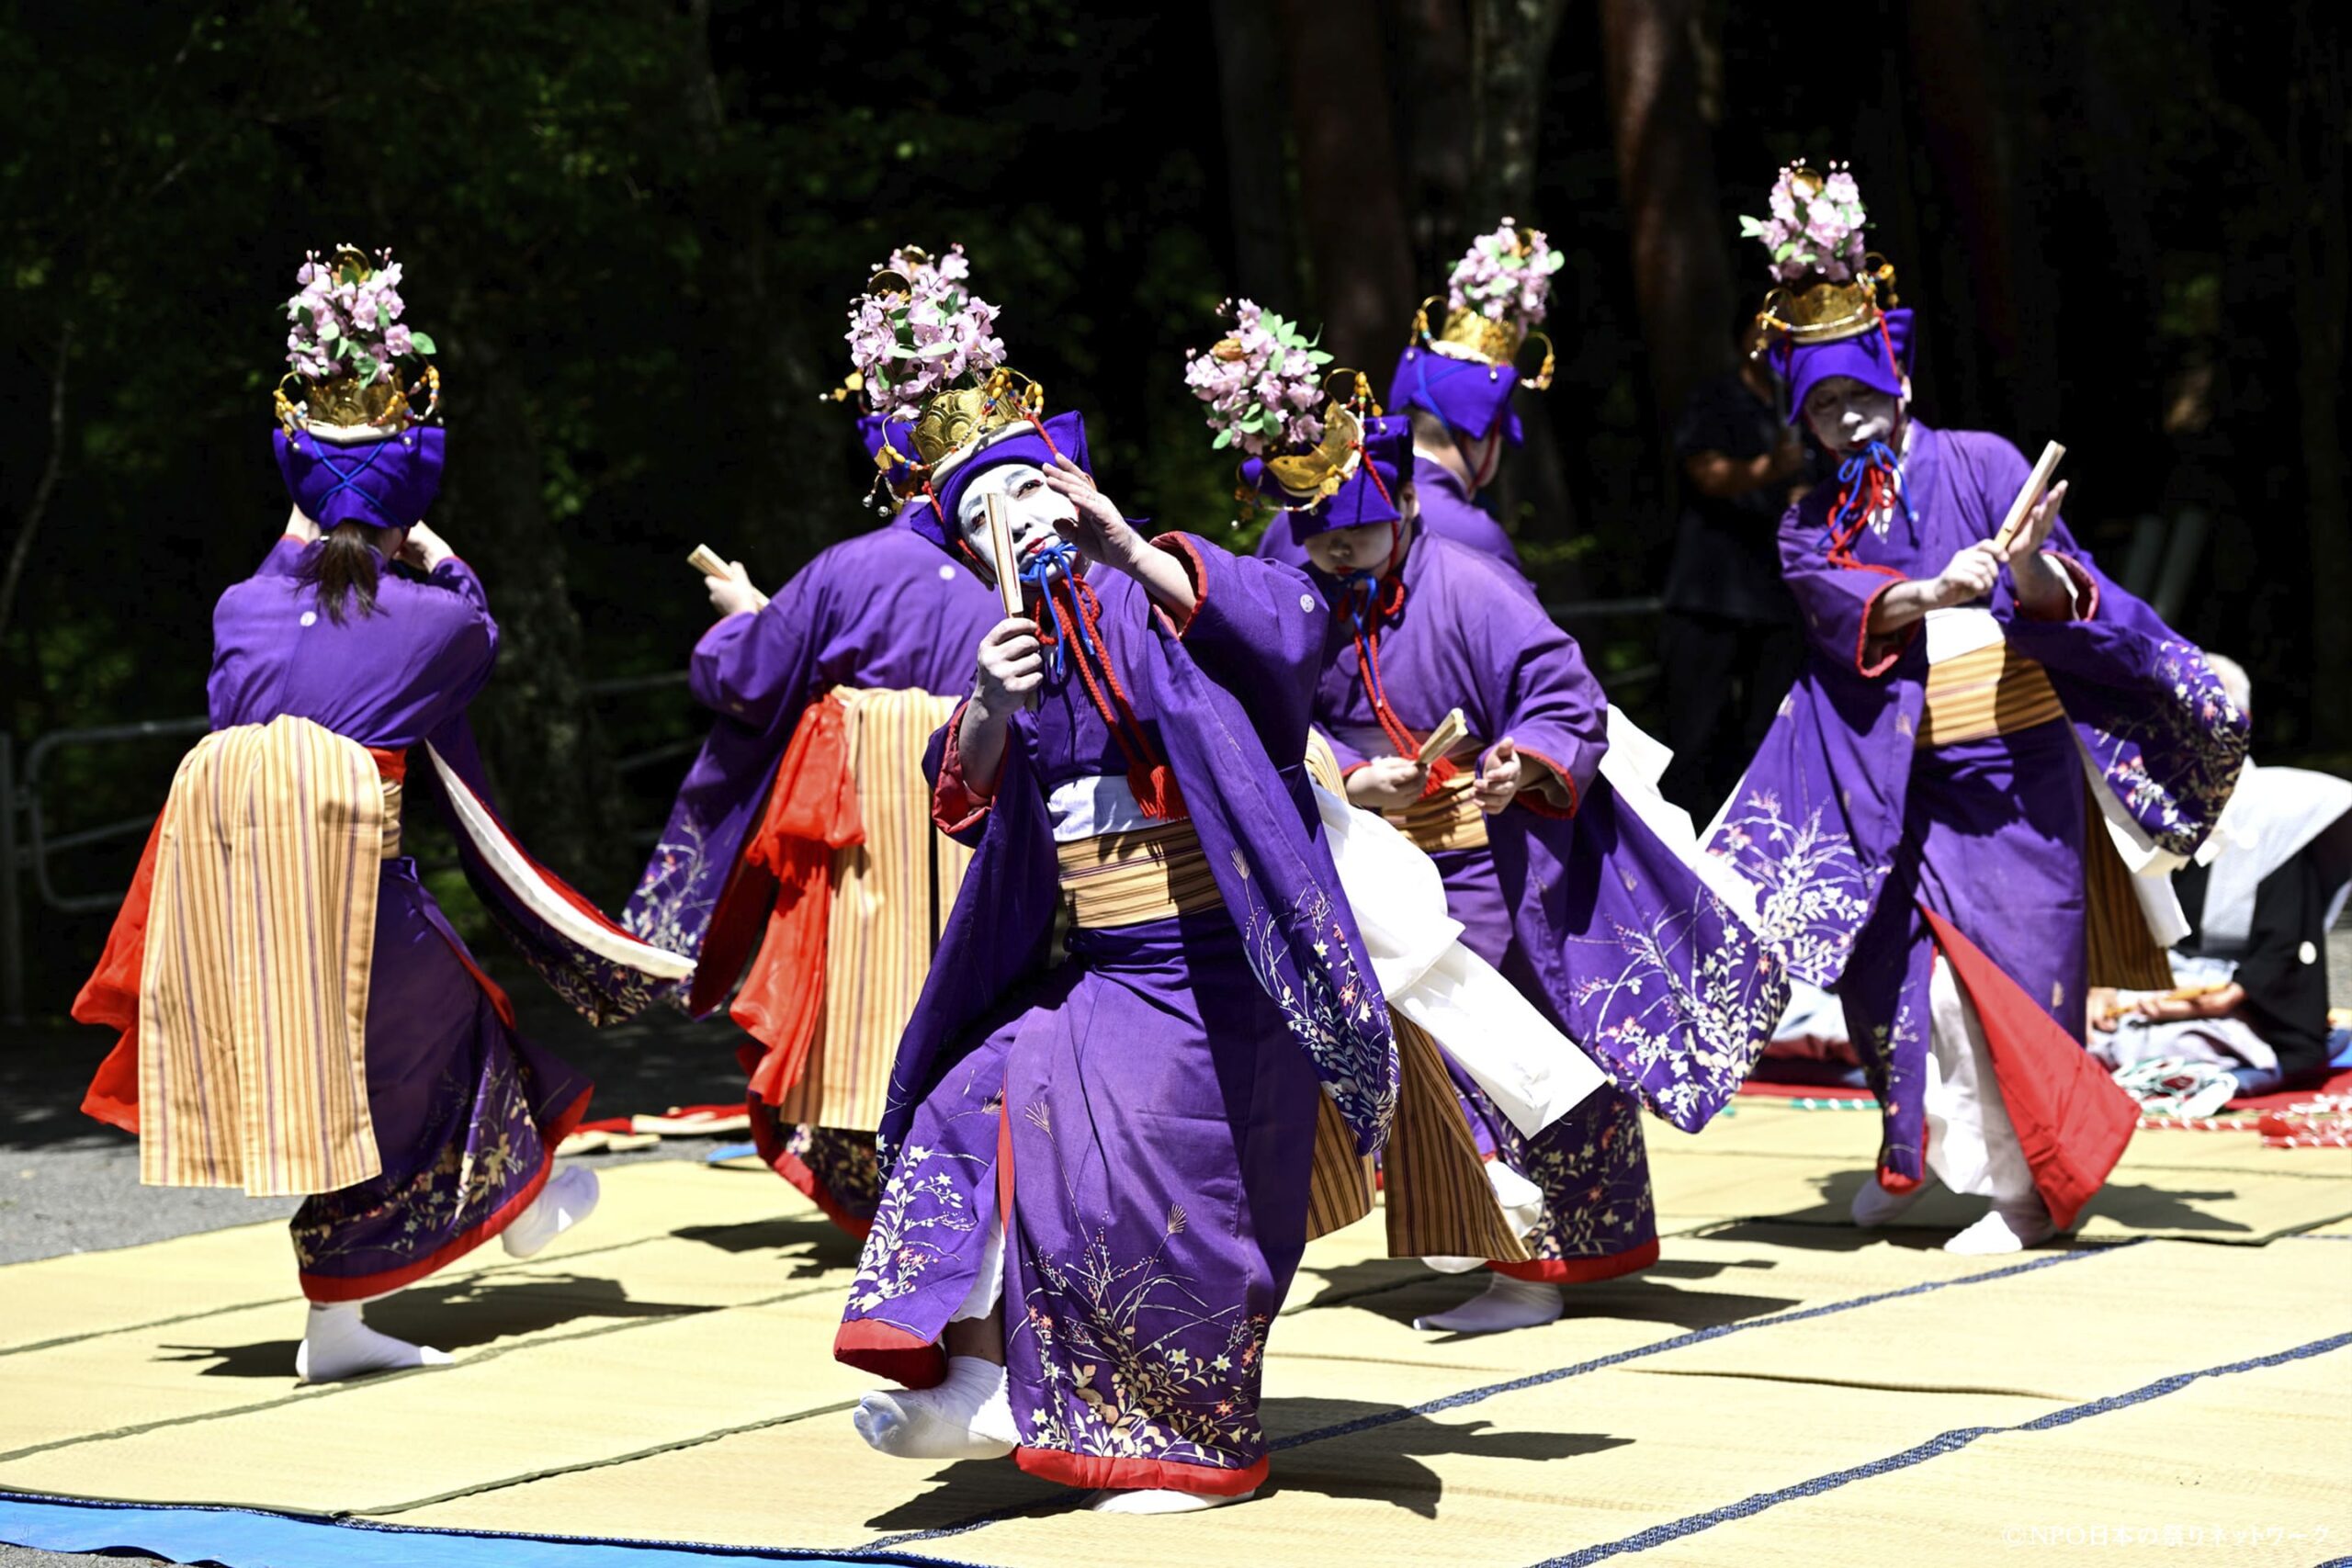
[
  {"left": 1473, "top": 581, "right": 1607, "bottom": 816},
  {"left": 430, "top": 559, "right": 499, "bottom": 660},
  {"left": 425, "top": 571, "right": 500, "bottom": 716},
  {"left": 688, "top": 573, "right": 820, "bottom": 728},
  {"left": 1778, "top": 492, "right": 1914, "bottom": 677},
  {"left": 1154, "top": 535, "right": 1323, "bottom": 759}
]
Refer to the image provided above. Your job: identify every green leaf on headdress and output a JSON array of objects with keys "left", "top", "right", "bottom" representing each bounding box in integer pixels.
[
  {"left": 1212, "top": 429, "right": 1233, "bottom": 449},
  {"left": 407, "top": 333, "right": 435, "bottom": 355},
  {"left": 1772, "top": 240, "right": 1798, "bottom": 263},
  {"left": 377, "top": 305, "right": 391, "bottom": 332},
  {"left": 1267, "top": 345, "right": 1284, "bottom": 375}
]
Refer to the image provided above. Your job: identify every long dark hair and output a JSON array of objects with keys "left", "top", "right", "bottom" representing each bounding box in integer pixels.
[{"left": 297, "top": 523, "right": 395, "bottom": 625}]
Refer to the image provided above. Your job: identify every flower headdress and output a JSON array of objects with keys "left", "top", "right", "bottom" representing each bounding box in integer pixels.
[
  {"left": 1183, "top": 299, "right": 1333, "bottom": 458},
  {"left": 274, "top": 244, "right": 441, "bottom": 436},
  {"left": 1741, "top": 164, "right": 1898, "bottom": 345},
  {"left": 1190, "top": 300, "right": 1404, "bottom": 532},
  {"left": 843, "top": 246, "right": 1039, "bottom": 509},
  {"left": 1408, "top": 220, "right": 1560, "bottom": 388}
]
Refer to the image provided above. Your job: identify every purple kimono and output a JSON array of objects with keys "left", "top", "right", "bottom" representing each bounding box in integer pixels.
[
  {"left": 1313, "top": 531, "right": 1787, "bottom": 1280},
  {"left": 1258, "top": 455, "right": 1522, "bottom": 578},
  {"left": 836, "top": 536, "right": 1396, "bottom": 1498},
  {"left": 207, "top": 535, "right": 594, "bottom": 1299},
  {"left": 1706, "top": 424, "right": 2246, "bottom": 1212},
  {"left": 622, "top": 514, "right": 997, "bottom": 1226}
]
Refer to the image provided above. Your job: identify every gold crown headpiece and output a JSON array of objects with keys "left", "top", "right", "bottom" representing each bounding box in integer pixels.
[
  {"left": 273, "top": 244, "right": 441, "bottom": 442},
  {"left": 1412, "top": 297, "right": 1557, "bottom": 390}
]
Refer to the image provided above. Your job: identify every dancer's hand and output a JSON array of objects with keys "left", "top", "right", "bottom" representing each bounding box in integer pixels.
[
  {"left": 1998, "top": 479, "right": 2068, "bottom": 563},
  {"left": 1473, "top": 738, "right": 1523, "bottom": 814},
  {"left": 1039, "top": 456, "right": 1199, "bottom": 620},
  {"left": 1347, "top": 756, "right": 1429, "bottom": 811},
  {"left": 971, "top": 615, "right": 1046, "bottom": 720},
  {"left": 705, "top": 558, "right": 764, "bottom": 618},
  {"left": 1930, "top": 541, "right": 2001, "bottom": 607},
  {"left": 401, "top": 523, "right": 455, "bottom": 572}
]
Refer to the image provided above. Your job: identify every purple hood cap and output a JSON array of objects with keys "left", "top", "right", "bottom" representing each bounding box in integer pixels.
[
  {"left": 1781, "top": 307, "right": 1914, "bottom": 425},
  {"left": 1243, "top": 412, "right": 1412, "bottom": 546},
  {"left": 274, "top": 424, "right": 447, "bottom": 533},
  {"left": 909, "top": 409, "right": 1091, "bottom": 557},
  {"left": 1386, "top": 346, "right": 1522, "bottom": 446}
]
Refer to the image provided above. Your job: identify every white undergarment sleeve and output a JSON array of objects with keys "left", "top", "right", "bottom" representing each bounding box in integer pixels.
[{"left": 1309, "top": 784, "right": 1607, "bottom": 1137}]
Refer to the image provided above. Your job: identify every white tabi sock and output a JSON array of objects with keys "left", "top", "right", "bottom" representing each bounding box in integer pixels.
[
  {"left": 294, "top": 1303, "right": 452, "bottom": 1384},
  {"left": 1849, "top": 1176, "right": 1930, "bottom": 1228},
  {"left": 1944, "top": 1199, "right": 2057, "bottom": 1255},
  {"left": 502, "top": 1165, "right": 600, "bottom": 1259},
  {"left": 1087, "top": 1486, "right": 1259, "bottom": 1515},
  {"left": 853, "top": 1354, "right": 1016, "bottom": 1461},
  {"left": 1413, "top": 1272, "right": 1564, "bottom": 1334}
]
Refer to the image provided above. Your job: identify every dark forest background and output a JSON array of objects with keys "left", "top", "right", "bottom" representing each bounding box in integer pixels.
[{"left": 0, "top": 0, "right": 2344, "bottom": 1013}]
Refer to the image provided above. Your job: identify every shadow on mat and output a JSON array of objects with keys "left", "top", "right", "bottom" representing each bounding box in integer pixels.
[
  {"left": 1312, "top": 1258, "right": 1803, "bottom": 1336},
  {"left": 1736, "top": 1168, "right": 2255, "bottom": 1242},
  {"left": 153, "top": 1273, "right": 713, "bottom": 1376},
  {"left": 673, "top": 1214, "right": 865, "bottom": 1276},
  {"left": 860, "top": 1460, "right": 1071, "bottom": 1532},
  {"left": 853, "top": 1408, "right": 1623, "bottom": 1528},
  {"left": 1263, "top": 1401, "right": 1631, "bottom": 1518}
]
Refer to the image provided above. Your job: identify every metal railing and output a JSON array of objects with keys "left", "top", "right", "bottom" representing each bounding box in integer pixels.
[{"left": 0, "top": 673, "right": 695, "bottom": 1024}]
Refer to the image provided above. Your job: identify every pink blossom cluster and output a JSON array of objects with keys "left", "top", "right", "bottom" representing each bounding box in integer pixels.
[
  {"left": 1444, "top": 220, "right": 1564, "bottom": 324},
  {"left": 1184, "top": 299, "right": 1331, "bottom": 457},
  {"left": 1741, "top": 163, "right": 1869, "bottom": 284},
  {"left": 283, "top": 248, "right": 435, "bottom": 385},
  {"left": 845, "top": 243, "right": 1004, "bottom": 421}
]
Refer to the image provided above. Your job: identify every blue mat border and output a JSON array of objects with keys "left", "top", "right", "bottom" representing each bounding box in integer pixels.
[{"left": 0, "top": 1490, "right": 989, "bottom": 1568}]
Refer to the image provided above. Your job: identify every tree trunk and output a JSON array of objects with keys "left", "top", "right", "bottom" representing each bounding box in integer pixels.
[
  {"left": 2288, "top": 0, "right": 2351, "bottom": 744},
  {"left": 1210, "top": 0, "right": 1299, "bottom": 302},
  {"left": 1468, "top": 0, "right": 1570, "bottom": 224},
  {"left": 1394, "top": 0, "right": 1473, "bottom": 274},
  {"left": 673, "top": 0, "right": 836, "bottom": 570},
  {"left": 1272, "top": 0, "right": 1416, "bottom": 374},
  {"left": 436, "top": 313, "right": 635, "bottom": 900},
  {"left": 1598, "top": 0, "right": 1735, "bottom": 431},
  {"left": 0, "top": 321, "right": 70, "bottom": 653},
  {"left": 1903, "top": 0, "right": 2063, "bottom": 435}
]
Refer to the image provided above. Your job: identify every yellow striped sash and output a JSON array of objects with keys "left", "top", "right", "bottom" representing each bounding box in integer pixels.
[
  {"left": 1917, "top": 642, "right": 2065, "bottom": 748},
  {"left": 776, "top": 686, "right": 971, "bottom": 1136},
  {"left": 1054, "top": 818, "right": 1223, "bottom": 930},
  {"left": 137, "top": 717, "right": 396, "bottom": 1196}
]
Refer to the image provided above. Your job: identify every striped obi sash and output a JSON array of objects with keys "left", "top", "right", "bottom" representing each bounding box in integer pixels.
[
  {"left": 1916, "top": 641, "right": 2064, "bottom": 749},
  {"left": 750, "top": 686, "right": 974, "bottom": 1136},
  {"left": 137, "top": 717, "right": 403, "bottom": 1196},
  {"left": 1055, "top": 818, "right": 1222, "bottom": 930}
]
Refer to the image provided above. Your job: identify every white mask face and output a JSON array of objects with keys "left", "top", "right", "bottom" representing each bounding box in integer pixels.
[
  {"left": 1801, "top": 375, "right": 1908, "bottom": 458},
  {"left": 956, "top": 463, "right": 1079, "bottom": 584}
]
